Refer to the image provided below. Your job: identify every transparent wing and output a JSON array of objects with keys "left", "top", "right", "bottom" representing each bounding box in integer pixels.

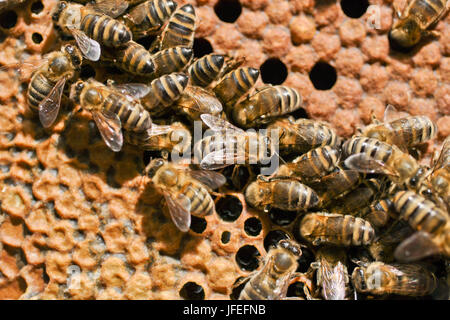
[
  {"left": 200, "top": 114, "right": 244, "bottom": 134},
  {"left": 394, "top": 231, "right": 441, "bottom": 262},
  {"left": 91, "top": 0, "right": 129, "bottom": 18},
  {"left": 38, "top": 77, "right": 66, "bottom": 128},
  {"left": 111, "top": 83, "right": 151, "bottom": 99},
  {"left": 189, "top": 170, "right": 226, "bottom": 189},
  {"left": 344, "top": 153, "right": 397, "bottom": 176},
  {"left": 179, "top": 86, "right": 222, "bottom": 114},
  {"left": 200, "top": 149, "right": 246, "bottom": 170},
  {"left": 92, "top": 109, "right": 123, "bottom": 152},
  {"left": 124, "top": 7, "right": 148, "bottom": 25},
  {"left": 321, "top": 262, "right": 347, "bottom": 300},
  {"left": 432, "top": 136, "right": 450, "bottom": 171},
  {"left": 163, "top": 192, "right": 191, "bottom": 232},
  {"left": 383, "top": 104, "right": 402, "bottom": 123},
  {"left": 70, "top": 28, "right": 101, "bottom": 61},
  {"left": 147, "top": 124, "right": 172, "bottom": 137}
]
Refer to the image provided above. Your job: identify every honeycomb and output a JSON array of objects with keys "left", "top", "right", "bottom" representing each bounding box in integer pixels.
[{"left": 0, "top": 0, "right": 448, "bottom": 300}]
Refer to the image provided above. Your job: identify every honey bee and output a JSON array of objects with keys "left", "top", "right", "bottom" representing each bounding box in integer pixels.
[
  {"left": 122, "top": 0, "right": 178, "bottom": 38},
  {"left": 175, "top": 85, "right": 223, "bottom": 121},
  {"left": 299, "top": 213, "right": 375, "bottom": 247},
  {"left": 188, "top": 54, "right": 225, "bottom": 88},
  {"left": 276, "top": 146, "right": 340, "bottom": 182},
  {"left": 70, "top": 78, "right": 152, "bottom": 151},
  {"left": 158, "top": 4, "right": 196, "bottom": 50},
  {"left": 238, "top": 239, "right": 302, "bottom": 300},
  {"left": 352, "top": 261, "right": 438, "bottom": 296},
  {"left": 267, "top": 118, "right": 338, "bottom": 156},
  {"left": 425, "top": 136, "right": 450, "bottom": 206},
  {"left": 360, "top": 105, "right": 438, "bottom": 150},
  {"left": 27, "top": 44, "right": 83, "bottom": 128},
  {"left": 357, "top": 198, "right": 393, "bottom": 229},
  {"left": 389, "top": 0, "right": 450, "bottom": 49},
  {"left": 245, "top": 175, "right": 319, "bottom": 212},
  {"left": 151, "top": 46, "right": 193, "bottom": 78},
  {"left": 145, "top": 158, "right": 226, "bottom": 232},
  {"left": 213, "top": 67, "right": 260, "bottom": 109},
  {"left": 343, "top": 136, "right": 426, "bottom": 189},
  {"left": 392, "top": 191, "right": 450, "bottom": 261},
  {"left": 52, "top": 0, "right": 132, "bottom": 61},
  {"left": 124, "top": 122, "right": 191, "bottom": 156},
  {"left": 231, "top": 86, "right": 303, "bottom": 129}
]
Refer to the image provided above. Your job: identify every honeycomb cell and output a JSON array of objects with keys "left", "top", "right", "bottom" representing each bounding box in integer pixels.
[
  {"left": 214, "top": 0, "right": 242, "bottom": 23},
  {"left": 260, "top": 58, "right": 287, "bottom": 85},
  {"left": 309, "top": 61, "right": 337, "bottom": 90},
  {"left": 235, "top": 245, "right": 260, "bottom": 271},
  {"left": 179, "top": 281, "right": 205, "bottom": 300},
  {"left": 193, "top": 38, "right": 213, "bottom": 58},
  {"left": 0, "top": 10, "right": 18, "bottom": 29},
  {"left": 340, "top": 0, "right": 369, "bottom": 18},
  {"left": 244, "top": 217, "right": 262, "bottom": 236},
  {"left": 215, "top": 195, "right": 243, "bottom": 222},
  {"left": 263, "top": 229, "right": 289, "bottom": 252}
]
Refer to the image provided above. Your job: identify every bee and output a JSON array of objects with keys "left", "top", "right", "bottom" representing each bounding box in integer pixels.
[
  {"left": 151, "top": 46, "right": 193, "bottom": 78},
  {"left": 158, "top": 4, "right": 196, "bottom": 50},
  {"left": 343, "top": 136, "right": 426, "bottom": 189},
  {"left": 231, "top": 86, "right": 303, "bottom": 129},
  {"left": 299, "top": 212, "right": 375, "bottom": 247},
  {"left": 238, "top": 239, "right": 302, "bottom": 300},
  {"left": 70, "top": 79, "right": 152, "bottom": 151},
  {"left": 310, "top": 247, "right": 350, "bottom": 300},
  {"left": 267, "top": 118, "right": 338, "bottom": 156},
  {"left": 144, "top": 158, "right": 226, "bottom": 232},
  {"left": 175, "top": 85, "right": 223, "bottom": 121},
  {"left": 188, "top": 54, "right": 225, "bottom": 88},
  {"left": 27, "top": 44, "right": 83, "bottom": 128},
  {"left": 245, "top": 175, "right": 319, "bottom": 212},
  {"left": 425, "top": 136, "right": 450, "bottom": 207},
  {"left": 360, "top": 105, "right": 438, "bottom": 150},
  {"left": 196, "top": 114, "right": 276, "bottom": 170},
  {"left": 392, "top": 190, "right": 450, "bottom": 262},
  {"left": 352, "top": 261, "right": 438, "bottom": 296},
  {"left": 213, "top": 67, "right": 260, "bottom": 110},
  {"left": 141, "top": 73, "right": 189, "bottom": 116},
  {"left": 276, "top": 146, "right": 340, "bottom": 182},
  {"left": 124, "top": 122, "right": 191, "bottom": 156},
  {"left": 122, "top": 0, "right": 178, "bottom": 38},
  {"left": 357, "top": 198, "right": 393, "bottom": 229},
  {"left": 389, "top": 0, "right": 450, "bottom": 50}
]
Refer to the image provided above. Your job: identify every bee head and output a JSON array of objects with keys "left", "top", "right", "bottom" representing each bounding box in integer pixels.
[
  {"left": 395, "top": 155, "right": 418, "bottom": 183},
  {"left": 244, "top": 180, "right": 270, "bottom": 210},
  {"left": 52, "top": 1, "right": 68, "bottom": 23},
  {"left": 63, "top": 44, "right": 82, "bottom": 69},
  {"left": 70, "top": 80, "right": 85, "bottom": 104},
  {"left": 145, "top": 158, "right": 166, "bottom": 178},
  {"left": 271, "top": 240, "right": 301, "bottom": 273},
  {"left": 389, "top": 19, "right": 421, "bottom": 50}
]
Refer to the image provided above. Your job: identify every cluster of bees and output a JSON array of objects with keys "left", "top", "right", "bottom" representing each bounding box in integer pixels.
[{"left": 1, "top": 0, "right": 449, "bottom": 300}]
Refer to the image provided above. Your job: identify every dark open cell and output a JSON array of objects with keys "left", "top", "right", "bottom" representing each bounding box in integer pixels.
[
  {"left": 143, "top": 150, "right": 162, "bottom": 166},
  {"left": 236, "top": 245, "right": 260, "bottom": 271},
  {"left": 190, "top": 215, "right": 207, "bottom": 234},
  {"left": 0, "top": 10, "right": 17, "bottom": 29},
  {"left": 193, "top": 38, "right": 213, "bottom": 58},
  {"left": 179, "top": 282, "right": 205, "bottom": 300},
  {"left": 31, "top": 1, "right": 44, "bottom": 14},
  {"left": 80, "top": 64, "right": 96, "bottom": 79},
  {"left": 260, "top": 58, "right": 288, "bottom": 85},
  {"left": 244, "top": 217, "right": 262, "bottom": 237},
  {"left": 309, "top": 61, "right": 337, "bottom": 90},
  {"left": 287, "top": 281, "right": 305, "bottom": 298},
  {"left": 268, "top": 208, "right": 298, "bottom": 226},
  {"left": 221, "top": 231, "right": 231, "bottom": 243},
  {"left": 341, "top": 0, "right": 370, "bottom": 18},
  {"left": 215, "top": 195, "right": 243, "bottom": 222},
  {"left": 32, "top": 33, "right": 43, "bottom": 44},
  {"left": 296, "top": 247, "right": 315, "bottom": 273},
  {"left": 263, "top": 229, "right": 289, "bottom": 252},
  {"left": 214, "top": 0, "right": 242, "bottom": 23},
  {"left": 222, "top": 165, "right": 251, "bottom": 190}
]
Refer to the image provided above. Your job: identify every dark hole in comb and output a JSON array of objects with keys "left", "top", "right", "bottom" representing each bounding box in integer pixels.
[
  {"left": 230, "top": 277, "right": 246, "bottom": 300},
  {"left": 190, "top": 215, "right": 207, "bottom": 234},
  {"left": 143, "top": 150, "right": 160, "bottom": 167},
  {"left": 215, "top": 195, "right": 242, "bottom": 222},
  {"left": 31, "top": 1, "right": 44, "bottom": 14},
  {"left": 193, "top": 38, "right": 213, "bottom": 58},
  {"left": 269, "top": 208, "right": 298, "bottom": 226},
  {"left": 244, "top": 217, "right": 262, "bottom": 236},
  {"left": 32, "top": 33, "right": 43, "bottom": 44},
  {"left": 222, "top": 165, "right": 251, "bottom": 191},
  {"left": 309, "top": 62, "right": 337, "bottom": 90},
  {"left": 214, "top": 0, "right": 242, "bottom": 23},
  {"left": 221, "top": 231, "right": 231, "bottom": 243},
  {"left": 0, "top": 10, "right": 17, "bottom": 29},
  {"left": 260, "top": 58, "right": 288, "bottom": 85},
  {"left": 296, "top": 247, "right": 315, "bottom": 273},
  {"left": 179, "top": 282, "right": 205, "bottom": 300},
  {"left": 236, "top": 245, "right": 260, "bottom": 271},
  {"left": 263, "top": 229, "right": 289, "bottom": 252},
  {"left": 340, "top": 0, "right": 369, "bottom": 18},
  {"left": 287, "top": 281, "right": 305, "bottom": 298},
  {"left": 290, "top": 108, "right": 309, "bottom": 120},
  {"left": 80, "top": 64, "right": 96, "bottom": 80}
]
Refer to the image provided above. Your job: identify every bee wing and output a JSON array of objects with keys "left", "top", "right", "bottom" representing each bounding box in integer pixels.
[
  {"left": 90, "top": 0, "right": 129, "bottom": 18},
  {"left": 394, "top": 231, "right": 441, "bottom": 262},
  {"left": 431, "top": 136, "right": 450, "bottom": 171},
  {"left": 321, "top": 263, "right": 347, "bottom": 300},
  {"left": 200, "top": 149, "right": 247, "bottom": 170},
  {"left": 344, "top": 153, "right": 397, "bottom": 176},
  {"left": 146, "top": 124, "right": 172, "bottom": 137},
  {"left": 111, "top": 83, "right": 151, "bottom": 99},
  {"left": 200, "top": 114, "right": 244, "bottom": 134},
  {"left": 38, "top": 77, "right": 66, "bottom": 128},
  {"left": 163, "top": 192, "right": 191, "bottom": 232},
  {"left": 188, "top": 170, "right": 226, "bottom": 189},
  {"left": 92, "top": 109, "right": 123, "bottom": 152},
  {"left": 70, "top": 28, "right": 101, "bottom": 62},
  {"left": 179, "top": 86, "right": 223, "bottom": 114}
]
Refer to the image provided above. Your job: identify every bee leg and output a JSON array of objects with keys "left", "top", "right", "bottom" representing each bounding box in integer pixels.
[
  {"left": 422, "top": 30, "right": 440, "bottom": 39},
  {"left": 290, "top": 272, "right": 317, "bottom": 300}
]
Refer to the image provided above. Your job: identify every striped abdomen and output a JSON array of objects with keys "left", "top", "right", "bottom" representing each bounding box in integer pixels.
[
  {"left": 233, "top": 86, "right": 302, "bottom": 128},
  {"left": 188, "top": 54, "right": 225, "bottom": 87},
  {"left": 128, "top": 0, "right": 177, "bottom": 35},
  {"left": 358, "top": 198, "right": 392, "bottom": 228},
  {"left": 27, "top": 72, "right": 55, "bottom": 111},
  {"left": 160, "top": 4, "right": 196, "bottom": 50},
  {"left": 270, "top": 180, "right": 319, "bottom": 211},
  {"left": 81, "top": 12, "right": 131, "bottom": 46},
  {"left": 152, "top": 46, "right": 193, "bottom": 78},
  {"left": 300, "top": 213, "right": 375, "bottom": 246},
  {"left": 103, "top": 92, "right": 151, "bottom": 132},
  {"left": 389, "top": 116, "right": 437, "bottom": 147},
  {"left": 310, "top": 169, "right": 361, "bottom": 203},
  {"left": 393, "top": 191, "right": 448, "bottom": 234},
  {"left": 180, "top": 181, "right": 214, "bottom": 216},
  {"left": 409, "top": 0, "right": 447, "bottom": 28},
  {"left": 343, "top": 136, "right": 393, "bottom": 162},
  {"left": 117, "top": 41, "right": 154, "bottom": 75},
  {"left": 213, "top": 67, "right": 259, "bottom": 108}
]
